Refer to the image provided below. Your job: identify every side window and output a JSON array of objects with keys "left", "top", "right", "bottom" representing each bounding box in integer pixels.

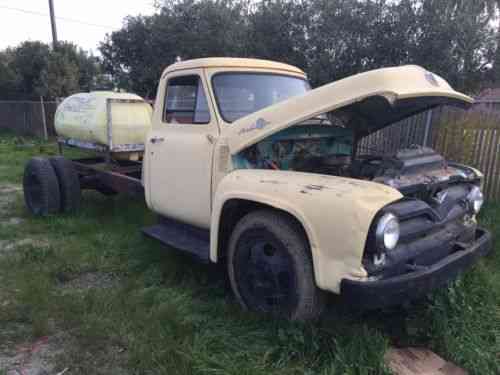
[{"left": 164, "top": 75, "right": 210, "bottom": 124}]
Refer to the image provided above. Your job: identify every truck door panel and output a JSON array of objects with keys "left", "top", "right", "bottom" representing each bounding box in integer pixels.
[{"left": 147, "top": 71, "right": 218, "bottom": 228}]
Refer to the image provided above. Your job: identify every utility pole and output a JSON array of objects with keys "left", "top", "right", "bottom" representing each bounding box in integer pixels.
[{"left": 48, "top": 0, "right": 58, "bottom": 49}]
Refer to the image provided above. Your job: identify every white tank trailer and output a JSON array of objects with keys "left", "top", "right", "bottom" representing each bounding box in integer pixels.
[{"left": 55, "top": 91, "right": 152, "bottom": 160}]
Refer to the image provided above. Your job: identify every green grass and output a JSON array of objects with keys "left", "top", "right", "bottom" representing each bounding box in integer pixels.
[{"left": 0, "top": 131, "right": 498, "bottom": 374}]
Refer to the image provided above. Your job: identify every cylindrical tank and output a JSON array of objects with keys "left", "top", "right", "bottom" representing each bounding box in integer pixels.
[{"left": 55, "top": 91, "right": 152, "bottom": 148}]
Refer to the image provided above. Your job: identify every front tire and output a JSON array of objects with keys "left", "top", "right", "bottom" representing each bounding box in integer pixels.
[{"left": 227, "top": 209, "right": 325, "bottom": 321}]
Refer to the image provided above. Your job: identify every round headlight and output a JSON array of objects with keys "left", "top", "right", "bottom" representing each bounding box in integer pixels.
[
  {"left": 468, "top": 186, "right": 484, "bottom": 214},
  {"left": 375, "top": 213, "right": 400, "bottom": 251}
]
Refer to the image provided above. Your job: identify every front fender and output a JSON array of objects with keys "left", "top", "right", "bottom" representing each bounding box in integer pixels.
[{"left": 210, "top": 170, "right": 403, "bottom": 293}]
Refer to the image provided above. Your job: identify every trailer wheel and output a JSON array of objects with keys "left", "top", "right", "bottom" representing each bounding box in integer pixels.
[
  {"left": 227, "top": 209, "right": 325, "bottom": 321},
  {"left": 49, "top": 156, "right": 81, "bottom": 213},
  {"left": 23, "top": 157, "right": 61, "bottom": 216}
]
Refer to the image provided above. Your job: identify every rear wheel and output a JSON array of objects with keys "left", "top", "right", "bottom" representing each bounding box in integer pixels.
[
  {"left": 49, "top": 156, "right": 81, "bottom": 213},
  {"left": 23, "top": 157, "right": 61, "bottom": 216},
  {"left": 227, "top": 209, "right": 325, "bottom": 321}
]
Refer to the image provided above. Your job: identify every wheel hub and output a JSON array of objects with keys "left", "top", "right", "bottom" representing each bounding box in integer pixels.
[{"left": 235, "top": 234, "right": 296, "bottom": 314}]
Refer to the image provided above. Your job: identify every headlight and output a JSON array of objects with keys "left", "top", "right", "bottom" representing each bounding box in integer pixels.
[
  {"left": 468, "top": 186, "right": 484, "bottom": 214},
  {"left": 375, "top": 213, "right": 400, "bottom": 251}
]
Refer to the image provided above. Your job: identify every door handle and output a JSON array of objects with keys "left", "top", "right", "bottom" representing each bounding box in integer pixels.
[{"left": 150, "top": 137, "right": 165, "bottom": 144}]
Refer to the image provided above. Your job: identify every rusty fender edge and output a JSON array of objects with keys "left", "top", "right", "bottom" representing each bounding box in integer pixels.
[{"left": 340, "top": 228, "right": 492, "bottom": 309}]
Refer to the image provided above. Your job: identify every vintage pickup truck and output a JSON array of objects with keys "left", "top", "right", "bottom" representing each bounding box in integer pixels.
[{"left": 23, "top": 58, "right": 492, "bottom": 320}]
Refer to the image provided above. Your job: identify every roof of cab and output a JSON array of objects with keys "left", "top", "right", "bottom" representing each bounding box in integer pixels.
[{"left": 162, "top": 57, "right": 306, "bottom": 77}]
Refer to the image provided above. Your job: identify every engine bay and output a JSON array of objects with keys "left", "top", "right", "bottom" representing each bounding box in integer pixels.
[{"left": 233, "top": 124, "right": 480, "bottom": 201}]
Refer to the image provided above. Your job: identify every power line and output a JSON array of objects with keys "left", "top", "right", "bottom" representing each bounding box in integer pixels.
[{"left": 0, "top": 4, "right": 116, "bottom": 29}]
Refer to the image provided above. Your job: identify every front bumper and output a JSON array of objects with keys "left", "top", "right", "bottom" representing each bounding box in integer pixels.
[{"left": 340, "top": 228, "right": 492, "bottom": 308}]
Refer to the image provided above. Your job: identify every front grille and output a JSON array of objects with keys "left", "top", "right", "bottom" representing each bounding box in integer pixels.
[{"left": 363, "top": 182, "right": 476, "bottom": 276}]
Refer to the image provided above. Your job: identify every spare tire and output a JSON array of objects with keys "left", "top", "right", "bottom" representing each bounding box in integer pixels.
[
  {"left": 49, "top": 156, "right": 81, "bottom": 213},
  {"left": 23, "top": 157, "right": 61, "bottom": 216}
]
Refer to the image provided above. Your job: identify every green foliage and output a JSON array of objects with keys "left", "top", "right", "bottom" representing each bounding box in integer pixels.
[
  {"left": 100, "top": 0, "right": 499, "bottom": 96},
  {"left": 8, "top": 41, "right": 51, "bottom": 99},
  {"left": 1, "top": 0, "right": 499, "bottom": 100},
  {"left": 411, "top": 0, "right": 497, "bottom": 93},
  {"left": 100, "top": 0, "right": 250, "bottom": 97},
  {"left": 0, "top": 41, "right": 104, "bottom": 100}
]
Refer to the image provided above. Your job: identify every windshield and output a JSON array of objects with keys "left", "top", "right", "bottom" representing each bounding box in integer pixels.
[{"left": 212, "top": 73, "right": 310, "bottom": 123}]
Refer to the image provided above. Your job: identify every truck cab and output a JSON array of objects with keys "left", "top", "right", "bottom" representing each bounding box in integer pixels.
[
  {"left": 144, "top": 58, "right": 309, "bottom": 228},
  {"left": 25, "top": 58, "right": 492, "bottom": 321},
  {"left": 142, "top": 58, "right": 491, "bottom": 319}
]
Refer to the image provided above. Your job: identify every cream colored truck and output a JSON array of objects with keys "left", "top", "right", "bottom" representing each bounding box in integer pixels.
[{"left": 23, "top": 58, "right": 492, "bottom": 320}]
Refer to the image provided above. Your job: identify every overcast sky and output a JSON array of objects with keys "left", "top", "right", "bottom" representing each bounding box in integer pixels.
[{"left": 0, "top": 0, "right": 157, "bottom": 54}]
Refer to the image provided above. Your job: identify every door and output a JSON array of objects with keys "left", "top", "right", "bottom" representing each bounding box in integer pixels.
[{"left": 147, "top": 71, "right": 218, "bottom": 228}]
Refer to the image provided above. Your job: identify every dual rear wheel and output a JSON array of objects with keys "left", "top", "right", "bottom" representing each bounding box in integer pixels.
[{"left": 23, "top": 156, "right": 81, "bottom": 216}]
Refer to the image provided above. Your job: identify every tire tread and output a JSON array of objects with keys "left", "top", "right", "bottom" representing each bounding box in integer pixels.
[
  {"left": 23, "top": 157, "right": 61, "bottom": 216},
  {"left": 49, "top": 156, "right": 81, "bottom": 213}
]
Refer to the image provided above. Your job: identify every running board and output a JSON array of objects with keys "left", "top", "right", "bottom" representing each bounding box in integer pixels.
[{"left": 141, "top": 216, "right": 210, "bottom": 263}]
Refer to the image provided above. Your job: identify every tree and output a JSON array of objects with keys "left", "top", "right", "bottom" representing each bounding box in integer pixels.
[
  {"left": 100, "top": 0, "right": 500, "bottom": 96},
  {"left": 0, "top": 49, "right": 20, "bottom": 99},
  {"left": 101, "top": 0, "right": 250, "bottom": 97},
  {"left": 408, "top": 0, "right": 497, "bottom": 92},
  {"left": 246, "top": 0, "right": 309, "bottom": 71},
  {"left": 0, "top": 41, "right": 103, "bottom": 100},
  {"left": 43, "top": 50, "right": 80, "bottom": 99},
  {"left": 53, "top": 42, "right": 102, "bottom": 93},
  {"left": 9, "top": 41, "right": 51, "bottom": 99}
]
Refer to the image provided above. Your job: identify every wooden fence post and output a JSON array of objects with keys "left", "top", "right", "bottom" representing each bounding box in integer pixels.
[{"left": 40, "top": 96, "right": 48, "bottom": 141}]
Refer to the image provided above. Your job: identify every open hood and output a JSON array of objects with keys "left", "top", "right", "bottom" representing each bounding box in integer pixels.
[{"left": 227, "top": 65, "right": 473, "bottom": 154}]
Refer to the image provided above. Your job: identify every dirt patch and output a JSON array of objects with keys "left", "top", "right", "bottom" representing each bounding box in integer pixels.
[
  {"left": 0, "top": 238, "right": 50, "bottom": 258},
  {"left": 0, "top": 184, "right": 22, "bottom": 217},
  {"left": 1, "top": 217, "right": 24, "bottom": 226},
  {"left": 0, "top": 185, "right": 22, "bottom": 195},
  {"left": 0, "top": 332, "right": 67, "bottom": 375},
  {"left": 58, "top": 272, "right": 119, "bottom": 293}
]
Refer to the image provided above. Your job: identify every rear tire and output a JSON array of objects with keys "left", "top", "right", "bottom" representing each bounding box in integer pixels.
[
  {"left": 23, "top": 157, "right": 61, "bottom": 216},
  {"left": 49, "top": 156, "right": 81, "bottom": 213},
  {"left": 227, "top": 209, "right": 325, "bottom": 321}
]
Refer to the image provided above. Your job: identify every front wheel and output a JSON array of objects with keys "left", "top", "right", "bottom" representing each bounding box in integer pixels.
[{"left": 227, "top": 209, "right": 325, "bottom": 321}]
